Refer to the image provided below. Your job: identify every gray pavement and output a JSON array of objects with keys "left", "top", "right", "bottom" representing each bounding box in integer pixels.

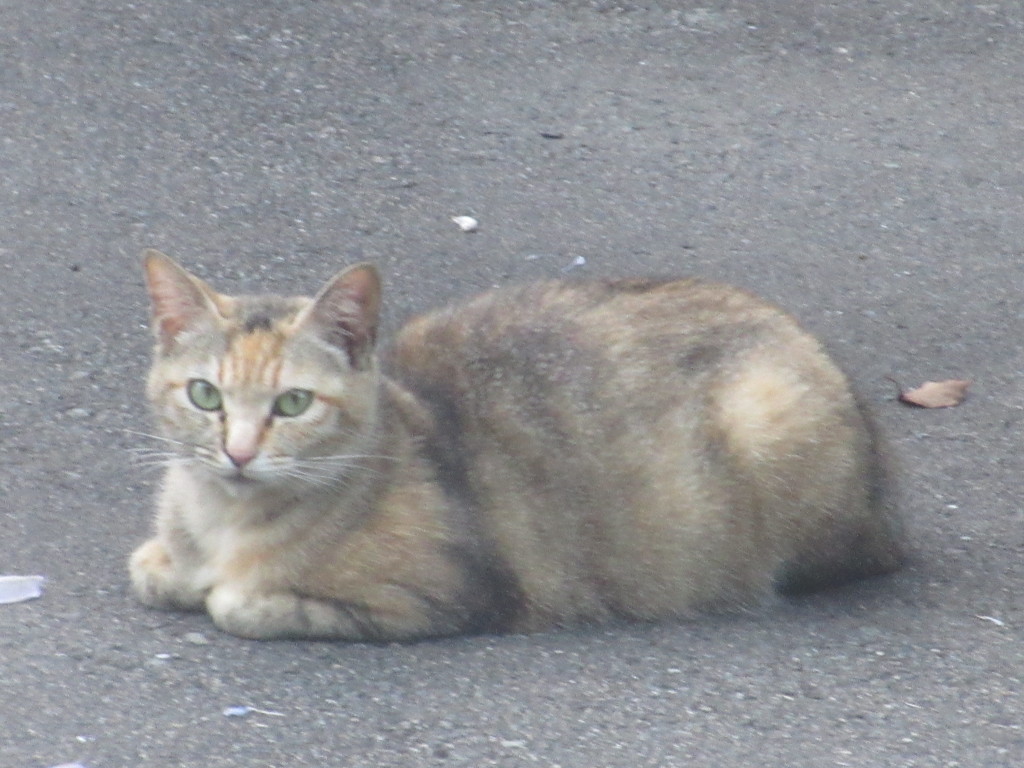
[{"left": 2, "top": 1, "right": 1023, "bottom": 766}]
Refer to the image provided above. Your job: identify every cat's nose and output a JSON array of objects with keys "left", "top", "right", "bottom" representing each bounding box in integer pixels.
[
  {"left": 224, "top": 421, "right": 262, "bottom": 469},
  {"left": 225, "top": 446, "right": 257, "bottom": 468}
]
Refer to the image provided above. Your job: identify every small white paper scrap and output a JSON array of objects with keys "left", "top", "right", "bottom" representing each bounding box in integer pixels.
[
  {"left": 223, "top": 705, "right": 285, "bottom": 718},
  {"left": 561, "top": 255, "right": 586, "bottom": 272},
  {"left": 451, "top": 215, "right": 479, "bottom": 232},
  {"left": 0, "top": 575, "right": 44, "bottom": 605}
]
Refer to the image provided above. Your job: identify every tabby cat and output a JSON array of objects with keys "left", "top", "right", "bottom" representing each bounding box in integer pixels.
[{"left": 130, "top": 249, "right": 902, "bottom": 641}]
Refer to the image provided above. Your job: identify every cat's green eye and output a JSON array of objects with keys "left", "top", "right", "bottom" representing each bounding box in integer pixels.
[
  {"left": 272, "top": 388, "right": 314, "bottom": 418},
  {"left": 186, "top": 379, "right": 223, "bottom": 412}
]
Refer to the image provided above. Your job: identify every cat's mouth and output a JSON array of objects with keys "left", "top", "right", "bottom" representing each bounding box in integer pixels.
[
  {"left": 217, "top": 466, "right": 261, "bottom": 485},
  {"left": 230, "top": 471, "right": 260, "bottom": 483}
]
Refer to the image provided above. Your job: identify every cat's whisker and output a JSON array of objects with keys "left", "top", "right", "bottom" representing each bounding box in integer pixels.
[
  {"left": 274, "top": 463, "right": 355, "bottom": 481},
  {"left": 269, "top": 464, "right": 352, "bottom": 489},
  {"left": 252, "top": 454, "right": 389, "bottom": 488},
  {"left": 127, "top": 447, "right": 170, "bottom": 457},
  {"left": 295, "top": 455, "right": 397, "bottom": 479},
  {"left": 296, "top": 461, "right": 386, "bottom": 480},
  {"left": 125, "top": 429, "right": 215, "bottom": 466},
  {"left": 265, "top": 452, "right": 395, "bottom": 470},
  {"left": 299, "top": 453, "right": 399, "bottom": 464},
  {"left": 288, "top": 472, "right": 342, "bottom": 490},
  {"left": 124, "top": 429, "right": 195, "bottom": 448},
  {"left": 127, "top": 446, "right": 183, "bottom": 460},
  {"left": 130, "top": 456, "right": 182, "bottom": 468},
  {"left": 128, "top": 451, "right": 196, "bottom": 473}
]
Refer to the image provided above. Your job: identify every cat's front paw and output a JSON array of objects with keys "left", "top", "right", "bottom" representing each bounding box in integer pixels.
[
  {"left": 129, "top": 538, "right": 206, "bottom": 611},
  {"left": 206, "top": 586, "right": 388, "bottom": 641}
]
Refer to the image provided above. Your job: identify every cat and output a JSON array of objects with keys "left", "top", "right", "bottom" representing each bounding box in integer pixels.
[{"left": 130, "top": 249, "right": 903, "bottom": 641}]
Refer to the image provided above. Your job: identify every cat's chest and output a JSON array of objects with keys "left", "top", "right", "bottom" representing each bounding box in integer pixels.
[
  {"left": 178, "top": 479, "right": 304, "bottom": 582},
  {"left": 188, "top": 509, "right": 245, "bottom": 559}
]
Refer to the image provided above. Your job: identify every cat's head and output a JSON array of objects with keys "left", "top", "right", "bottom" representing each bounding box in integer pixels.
[{"left": 142, "top": 249, "right": 383, "bottom": 489}]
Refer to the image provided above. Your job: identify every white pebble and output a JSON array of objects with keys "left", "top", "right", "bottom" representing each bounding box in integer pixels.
[{"left": 451, "top": 215, "right": 479, "bottom": 232}]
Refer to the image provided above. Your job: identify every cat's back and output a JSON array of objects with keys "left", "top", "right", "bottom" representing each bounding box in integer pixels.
[
  {"left": 391, "top": 276, "right": 830, "bottom": 405},
  {"left": 389, "top": 276, "right": 869, "bottom": 538}
]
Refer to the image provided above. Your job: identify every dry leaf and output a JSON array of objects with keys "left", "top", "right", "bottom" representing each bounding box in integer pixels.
[{"left": 898, "top": 379, "right": 970, "bottom": 408}]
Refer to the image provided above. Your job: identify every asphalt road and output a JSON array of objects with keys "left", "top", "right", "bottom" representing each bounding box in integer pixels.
[{"left": 2, "top": 2, "right": 1023, "bottom": 766}]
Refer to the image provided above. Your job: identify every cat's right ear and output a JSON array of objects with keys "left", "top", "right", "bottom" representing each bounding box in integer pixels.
[{"left": 142, "top": 249, "right": 223, "bottom": 350}]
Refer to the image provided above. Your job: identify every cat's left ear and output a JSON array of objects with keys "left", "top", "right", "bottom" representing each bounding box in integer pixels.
[{"left": 299, "top": 263, "right": 381, "bottom": 370}]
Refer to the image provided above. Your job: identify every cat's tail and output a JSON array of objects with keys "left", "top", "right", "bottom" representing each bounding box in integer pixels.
[
  {"left": 772, "top": 396, "right": 904, "bottom": 595},
  {"left": 713, "top": 342, "right": 904, "bottom": 596}
]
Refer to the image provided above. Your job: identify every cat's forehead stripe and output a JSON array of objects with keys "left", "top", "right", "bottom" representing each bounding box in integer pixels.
[{"left": 222, "top": 330, "right": 285, "bottom": 387}]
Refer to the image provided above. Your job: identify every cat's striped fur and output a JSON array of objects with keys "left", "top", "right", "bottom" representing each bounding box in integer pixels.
[{"left": 130, "top": 250, "right": 902, "bottom": 640}]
